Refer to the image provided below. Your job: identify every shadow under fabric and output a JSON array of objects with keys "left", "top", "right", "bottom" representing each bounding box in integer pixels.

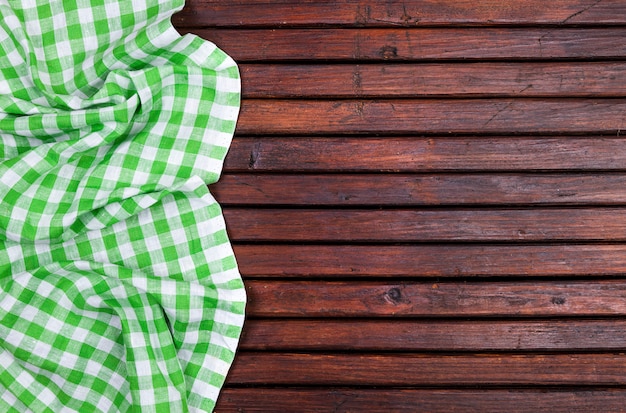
[{"left": 0, "top": 0, "right": 245, "bottom": 411}]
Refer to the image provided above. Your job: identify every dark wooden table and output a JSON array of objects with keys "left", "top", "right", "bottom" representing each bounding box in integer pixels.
[{"left": 176, "top": 1, "right": 626, "bottom": 411}]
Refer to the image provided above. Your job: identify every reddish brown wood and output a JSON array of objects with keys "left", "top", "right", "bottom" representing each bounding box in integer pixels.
[
  {"left": 174, "top": 1, "right": 626, "bottom": 27},
  {"left": 217, "top": 389, "right": 626, "bottom": 413},
  {"left": 180, "top": 0, "right": 626, "bottom": 407},
  {"left": 240, "top": 319, "right": 626, "bottom": 351},
  {"left": 224, "top": 137, "right": 626, "bottom": 172},
  {"left": 213, "top": 173, "right": 626, "bottom": 206},
  {"left": 233, "top": 244, "right": 626, "bottom": 278},
  {"left": 244, "top": 280, "right": 626, "bottom": 317},
  {"left": 240, "top": 63, "right": 626, "bottom": 98},
  {"left": 227, "top": 353, "right": 626, "bottom": 386},
  {"left": 224, "top": 208, "right": 626, "bottom": 242},
  {"left": 237, "top": 99, "right": 626, "bottom": 135},
  {"left": 190, "top": 28, "right": 626, "bottom": 61}
]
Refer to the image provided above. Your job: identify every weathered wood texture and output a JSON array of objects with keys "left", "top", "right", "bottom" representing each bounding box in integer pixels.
[
  {"left": 174, "top": 1, "right": 626, "bottom": 27},
  {"left": 176, "top": 1, "right": 626, "bottom": 411},
  {"left": 218, "top": 389, "right": 626, "bottom": 413},
  {"left": 223, "top": 137, "right": 626, "bottom": 172},
  {"left": 243, "top": 280, "right": 626, "bottom": 317},
  {"left": 239, "top": 319, "right": 626, "bottom": 350},
  {"left": 237, "top": 99, "right": 626, "bottom": 135},
  {"left": 239, "top": 63, "right": 626, "bottom": 98},
  {"left": 214, "top": 173, "right": 626, "bottom": 205},
  {"left": 225, "top": 208, "right": 626, "bottom": 242},
  {"left": 232, "top": 244, "right": 626, "bottom": 277},
  {"left": 228, "top": 353, "right": 626, "bottom": 386},
  {"left": 189, "top": 28, "right": 626, "bottom": 61}
]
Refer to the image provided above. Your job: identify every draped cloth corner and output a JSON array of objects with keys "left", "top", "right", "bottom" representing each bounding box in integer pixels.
[{"left": 0, "top": 1, "right": 245, "bottom": 411}]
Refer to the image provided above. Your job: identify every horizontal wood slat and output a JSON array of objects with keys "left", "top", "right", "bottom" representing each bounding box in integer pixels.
[
  {"left": 191, "top": 28, "right": 626, "bottom": 61},
  {"left": 241, "top": 63, "right": 626, "bottom": 98},
  {"left": 224, "top": 137, "right": 626, "bottom": 172},
  {"left": 218, "top": 389, "right": 626, "bottom": 413},
  {"left": 174, "top": 1, "right": 626, "bottom": 27},
  {"left": 213, "top": 173, "right": 626, "bottom": 206},
  {"left": 233, "top": 244, "right": 626, "bottom": 278},
  {"left": 237, "top": 99, "right": 626, "bottom": 135},
  {"left": 225, "top": 208, "right": 626, "bottom": 242},
  {"left": 240, "top": 319, "right": 626, "bottom": 351},
  {"left": 227, "top": 353, "right": 626, "bottom": 386},
  {"left": 244, "top": 280, "right": 626, "bottom": 317}
]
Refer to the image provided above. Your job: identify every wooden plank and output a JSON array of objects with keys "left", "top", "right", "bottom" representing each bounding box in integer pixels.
[
  {"left": 213, "top": 173, "right": 626, "bottom": 206},
  {"left": 241, "top": 63, "right": 626, "bottom": 98},
  {"left": 218, "top": 389, "right": 626, "bottom": 412},
  {"left": 174, "top": 1, "right": 626, "bottom": 27},
  {"left": 224, "top": 208, "right": 626, "bottom": 242},
  {"left": 237, "top": 99, "right": 626, "bottom": 135},
  {"left": 190, "top": 28, "right": 626, "bottom": 61},
  {"left": 233, "top": 244, "right": 626, "bottom": 278},
  {"left": 227, "top": 353, "right": 626, "bottom": 386},
  {"left": 224, "top": 137, "right": 626, "bottom": 172},
  {"left": 240, "top": 319, "right": 626, "bottom": 351},
  {"left": 244, "top": 280, "right": 626, "bottom": 317}
]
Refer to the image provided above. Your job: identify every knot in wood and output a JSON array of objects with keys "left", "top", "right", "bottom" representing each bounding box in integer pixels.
[
  {"left": 379, "top": 45, "right": 398, "bottom": 59},
  {"left": 385, "top": 287, "right": 403, "bottom": 304}
]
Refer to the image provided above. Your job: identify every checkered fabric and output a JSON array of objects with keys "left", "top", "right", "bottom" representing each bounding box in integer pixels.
[{"left": 0, "top": 0, "right": 244, "bottom": 411}]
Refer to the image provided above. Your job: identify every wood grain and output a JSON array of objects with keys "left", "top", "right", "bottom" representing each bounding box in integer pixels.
[
  {"left": 240, "top": 63, "right": 626, "bottom": 98},
  {"left": 244, "top": 280, "right": 626, "bottom": 317},
  {"left": 224, "top": 208, "right": 626, "bottom": 242},
  {"left": 191, "top": 28, "right": 626, "bottom": 61},
  {"left": 224, "top": 137, "right": 626, "bottom": 172},
  {"left": 240, "top": 319, "right": 626, "bottom": 351},
  {"left": 213, "top": 173, "right": 626, "bottom": 206},
  {"left": 217, "top": 389, "right": 626, "bottom": 413},
  {"left": 181, "top": 0, "right": 626, "bottom": 406},
  {"left": 174, "top": 1, "right": 626, "bottom": 27},
  {"left": 233, "top": 244, "right": 626, "bottom": 278},
  {"left": 227, "top": 353, "right": 626, "bottom": 385},
  {"left": 237, "top": 99, "right": 626, "bottom": 135}
]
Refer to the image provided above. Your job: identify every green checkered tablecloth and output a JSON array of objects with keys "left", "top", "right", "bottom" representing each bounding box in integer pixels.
[{"left": 0, "top": 0, "right": 245, "bottom": 411}]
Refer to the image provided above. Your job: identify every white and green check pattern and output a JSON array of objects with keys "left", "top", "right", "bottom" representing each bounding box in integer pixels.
[{"left": 0, "top": 0, "right": 245, "bottom": 411}]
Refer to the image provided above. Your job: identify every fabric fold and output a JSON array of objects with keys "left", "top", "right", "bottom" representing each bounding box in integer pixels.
[{"left": 0, "top": 1, "right": 245, "bottom": 411}]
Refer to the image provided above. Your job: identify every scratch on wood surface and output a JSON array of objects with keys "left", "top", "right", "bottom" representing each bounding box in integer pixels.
[
  {"left": 248, "top": 142, "right": 261, "bottom": 169},
  {"left": 518, "top": 84, "right": 533, "bottom": 94},
  {"left": 561, "top": 0, "right": 604, "bottom": 24},
  {"left": 400, "top": 3, "right": 419, "bottom": 24},
  {"left": 352, "top": 66, "right": 362, "bottom": 96},
  {"left": 484, "top": 102, "right": 514, "bottom": 127},
  {"left": 355, "top": 4, "right": 371, "bottom": 25},
  {"left": 538, "top": 1, "right": 603, "bottom": 52},
  {"left": 354, "top": 101, "right": 365, "bottom": 118},
  {"left": 618, "top": 111, "right": 626, "bottom": 136},
  {"left": 353, "top": 31, "right": 362, "bottom": 59}
]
